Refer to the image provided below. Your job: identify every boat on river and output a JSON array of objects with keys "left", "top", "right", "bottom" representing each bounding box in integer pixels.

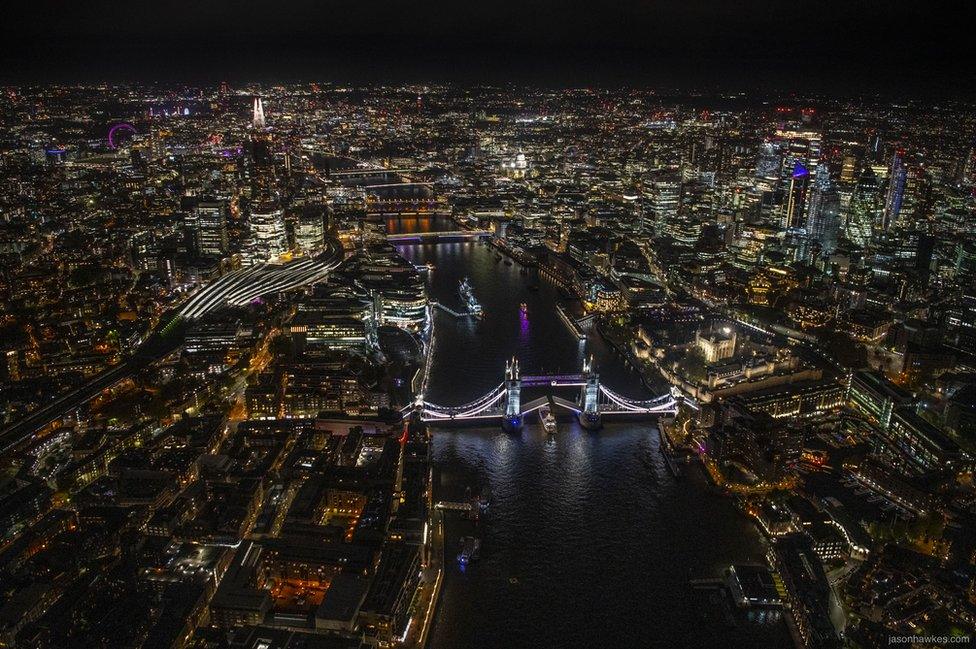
[
  {"left": 540, "top": 405, "right": 557, "bottom": 434},
  {"left": 659, "top": 427, "right": 682, "bottom": 478},
  {"left": 458, "top": 536, "right": 481, "bottom": 565}
]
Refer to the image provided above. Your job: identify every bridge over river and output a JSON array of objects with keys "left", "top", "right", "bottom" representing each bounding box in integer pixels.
[
  {"left": 406, "top": 357, "right": 681, "bottom": 431},
  {"left": 387, "top": 229, "right": 491, "bottom": 243},
  {"left": 388, "top": 217, "right": 790, "bottom": 649}
]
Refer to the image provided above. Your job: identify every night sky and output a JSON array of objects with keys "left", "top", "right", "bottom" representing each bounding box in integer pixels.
[{"left": 2, "top": 0, "right": 974, "bottom": 92}]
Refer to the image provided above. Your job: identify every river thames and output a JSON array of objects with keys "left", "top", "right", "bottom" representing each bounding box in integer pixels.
[{"left": 390, "top": 218, "right": 792, "bottom": 648}]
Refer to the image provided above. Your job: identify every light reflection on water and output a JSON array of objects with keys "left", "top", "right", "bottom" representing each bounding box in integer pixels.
[{"left": 391, "top": 229, "right": 791, "bottom": 649}]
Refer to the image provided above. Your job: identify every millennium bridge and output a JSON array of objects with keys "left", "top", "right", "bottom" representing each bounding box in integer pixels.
[{"left": 406, "top": 357, "right": 681, "bottom": 432}]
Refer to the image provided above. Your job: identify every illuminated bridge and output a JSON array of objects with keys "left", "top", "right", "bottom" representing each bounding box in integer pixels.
[
  {"left": 177, "top": 244, "right": 343, "bottom": 320},
  {"left": 386, "top": 230, "right": 492, "bottom": 243},
  {"left": 406, "top": 357, "right": 680, "bottom": 432}
]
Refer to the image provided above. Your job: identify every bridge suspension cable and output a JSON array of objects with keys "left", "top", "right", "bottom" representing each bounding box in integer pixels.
[
  {"left": 420, "top": 382, "right": 505, "bottom": 412},
  {"left": 598, "top": 384, "right": 676, "bottom": 412},
  {"left": 414, "top": 382, "right": 507, "bottom": 418}
]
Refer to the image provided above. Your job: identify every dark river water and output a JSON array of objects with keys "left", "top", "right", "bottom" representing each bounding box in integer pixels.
[{"left": 390, "top": 217, "right": 791, "bottom": 649}]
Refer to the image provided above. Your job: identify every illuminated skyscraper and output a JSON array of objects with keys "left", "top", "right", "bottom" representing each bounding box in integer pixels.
[
  {"left": 776, "top": 128, "right": 821, "bottom": 188},
  {"left": 840, "top": 155, "right": 857, "bottom": 185},
  {"left": 781, "top": 162, "right": 810, "bottom": 230},
  {"left": 883, "top": 149, "right": 907, "bottom": 231},
  {"left": 755, "top": 141, "right": 781, "bottom": 181},
  {"left": 243, "top": 201, "right": 287, "bottom": 265},
  {"left": 672, "top": 180, "right": 709, "bottom": 243},
  {"left": 648, "top": 176, "right": 681, "bottom": 235},
  {"left": 186, "top": 201, "right": 229, "bottom": 258},
  {"left": 252, "top": 97, "right": 266, "bottom": 130},
  {"left": 249, "top": 96, "right": 274, "bottom": 175},
  {"left": 806, "top": 164, "right": 841, "bottom": 256},
  {"left": 960, "top": 143, "right": 976, "bottom": 185},
  {"left": 295, "top": 206, "right": 327, "bottom": 253},
  {"left": 771, "top": 129, "right": 820, "bottom": 239},
  {"left": 846, "top": 167, "right": 882, "bottom": 247}
]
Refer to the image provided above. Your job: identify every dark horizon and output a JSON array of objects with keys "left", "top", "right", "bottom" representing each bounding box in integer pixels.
[{"left": 2, "top": 0, "right": 974, "bottom": 97}]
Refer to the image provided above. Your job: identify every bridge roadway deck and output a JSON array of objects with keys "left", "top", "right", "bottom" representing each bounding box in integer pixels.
[
  {"left": 435, "top": 501, "right": 474, "bottom": 512},
  {"left": 520, "top": 395, "right": 580, "bottom": 414},
  {"left": 431, "top": 302, "right": 478, "bottom": 318},
  {"left": 520, "top": 374, "right": 587, "bottom": 387},
  {"left": 386, "top": 230, "right": 491, "bottom": 242}
]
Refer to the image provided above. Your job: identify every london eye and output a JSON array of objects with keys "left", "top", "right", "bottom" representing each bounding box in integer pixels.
[{"left": 107, "top": 122, "right": 137, "bottom": 149}]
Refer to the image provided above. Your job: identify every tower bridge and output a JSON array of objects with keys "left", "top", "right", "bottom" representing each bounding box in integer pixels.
[{"left": 406, "top": 357, "right": 681, "bottom": 432}]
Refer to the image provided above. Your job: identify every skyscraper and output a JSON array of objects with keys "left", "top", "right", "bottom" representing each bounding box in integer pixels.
[
  {"left": 883, "top": 149, "right": 907, "bottom": 231},
  {"left": 846, "top": 167, "right": 882, "bottom": 247},
  {"left": 295, "top": 205, "right": 327, "bottom": 253},
  {"left": 960, "top": 142, "right": 976, "bottom": 186},
  {"left": 750, "top": 142, "right": 780, "bottom": 223},
  {"left": 806, "top": 164, "right": 841, "bottom": 256},
  {"left": 781, "top": 162, "right": 810, "bottom": 230},
  {"left": 776, "top": 128, "right": 821, "bottom": 189},
  {"left": 648, "top": 176, "right": 681, "bottom": 235},
  {"left": 186, "top": 201, "right": 229, "bottom": 258},
  {"left": 249, "top": 96, "right": 273, "bottom": 173},
  {"left": 839, "top": 155, "right": 857, "bottom": 185},
  {"left": 252, "top": 97, "right": 266, "bottom": 130},
  {"left": 755, "top": 141, "right": 782, "bottom": 184},
  {"left": 243, "top": 201, "right": 287, "bottom": 266}
]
